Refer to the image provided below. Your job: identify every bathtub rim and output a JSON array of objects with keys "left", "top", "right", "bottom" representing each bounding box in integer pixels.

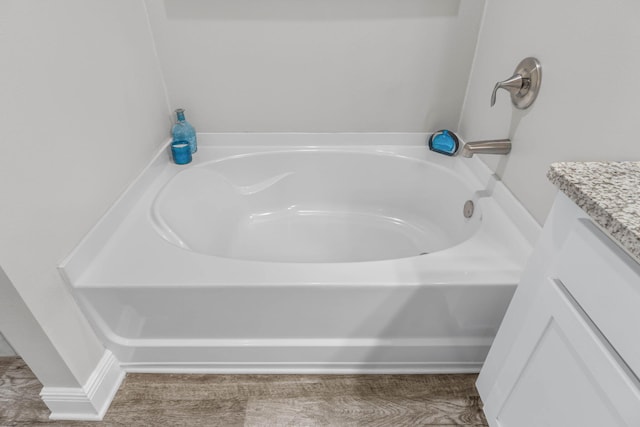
[{"left": 59, "top": 132, "right": 541, "bottom": 287}]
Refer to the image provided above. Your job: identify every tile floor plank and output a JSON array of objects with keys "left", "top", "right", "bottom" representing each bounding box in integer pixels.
[{"left": 0, "top": 358, "right": 488, "bottom": 426}]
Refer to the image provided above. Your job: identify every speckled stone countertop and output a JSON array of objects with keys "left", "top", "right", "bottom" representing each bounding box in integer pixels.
[{"left": 548, "top": 161, "right": 640, "bottom": 261}]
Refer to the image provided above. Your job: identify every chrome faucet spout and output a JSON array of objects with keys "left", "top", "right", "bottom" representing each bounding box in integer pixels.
[{"left": 461, "top": 139, "right": 511, "bottom": 158}]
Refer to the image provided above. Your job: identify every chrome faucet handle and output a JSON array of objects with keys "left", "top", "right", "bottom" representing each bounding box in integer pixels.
[
  {"left": 490, "top": 57, "right": 542, "bottom": 109},
  {"left": 491, "top": 74, "right": 526, "bottom": 107}
]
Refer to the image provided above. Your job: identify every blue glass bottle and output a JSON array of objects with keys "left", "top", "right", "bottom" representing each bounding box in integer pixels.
[{"left": 172, "top": 108, "right": 197, "bottom": 154}]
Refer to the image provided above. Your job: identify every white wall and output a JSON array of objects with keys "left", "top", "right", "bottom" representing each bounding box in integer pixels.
[
  {"left": 0, "top": 0, "right": 169, "bottom": 387},
  {"left": 0, "top": 266, "right": 79, "bottom": 386},
  {"left": 145, "top": 0, "right": 484, "bottom": 132},
  {"left": 459, "top": 0, "right": 640, "bottom": 223}
]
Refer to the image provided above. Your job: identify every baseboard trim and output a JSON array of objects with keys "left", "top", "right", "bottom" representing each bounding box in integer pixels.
[
  {"left": 40, "top": 350, "right": 124, "bottom": 421},
  {"left": 122, "top": 361, "right": 482, "bottom": 374}
]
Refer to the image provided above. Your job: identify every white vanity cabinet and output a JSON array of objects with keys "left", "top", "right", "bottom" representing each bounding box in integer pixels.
[{"left": 478, "top": 192, "right": 640, "bottom": 427}]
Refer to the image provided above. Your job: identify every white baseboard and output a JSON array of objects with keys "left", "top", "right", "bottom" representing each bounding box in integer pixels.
[
  {"left": 40, "top": 350, "right": 124, "bottom": 421},
  {"left": 122, "top": 361, "right": 482, "bottom": 374}
]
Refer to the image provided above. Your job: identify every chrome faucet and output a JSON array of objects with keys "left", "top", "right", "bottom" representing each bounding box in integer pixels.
[
  {"left": 461, "top": 139, "right": 511, "bottom": 158},
  {"left": 491, "top": 57, "right": 542, "bottom": 109}
]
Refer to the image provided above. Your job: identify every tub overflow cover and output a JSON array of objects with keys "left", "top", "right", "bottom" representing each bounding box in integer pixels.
[{"left": 463, "top": 200, "right": 474, "bottom": 219}]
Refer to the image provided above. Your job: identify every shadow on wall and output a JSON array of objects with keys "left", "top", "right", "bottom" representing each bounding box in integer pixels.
[
  {"left": 162, "top": 0, "right": 461, "bottom": 21},
  {"left": 0, "top": 332, "right": 16, "bottom": 357},
  {"left": 492, "top": 106, "right": 532, "bottom": 179}
]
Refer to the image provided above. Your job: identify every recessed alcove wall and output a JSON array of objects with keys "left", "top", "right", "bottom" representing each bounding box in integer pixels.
[{"left": 145, "top": 0, "right": 485, "bottom": 132}]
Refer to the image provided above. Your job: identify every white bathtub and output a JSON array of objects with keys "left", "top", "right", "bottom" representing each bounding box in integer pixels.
[{"left": 61, "top": 133, "right": 538, "bottom": 374}]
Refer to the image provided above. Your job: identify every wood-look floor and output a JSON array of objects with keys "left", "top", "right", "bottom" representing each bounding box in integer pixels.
[{"left": 0, "top": 357, "right": 488, "bottom": 426}]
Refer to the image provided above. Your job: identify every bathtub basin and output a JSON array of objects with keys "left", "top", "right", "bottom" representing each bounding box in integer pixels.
[
  {"left": 151, "top": 150, "right": 481, "bottom": 263},
  {"left": 62, "top": 133, "right": 538, "bottom": 373}
]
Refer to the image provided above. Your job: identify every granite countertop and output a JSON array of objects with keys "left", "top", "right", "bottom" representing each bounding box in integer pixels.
[{"left": 548, "top": 161, "right": 640, "bottom": 261}]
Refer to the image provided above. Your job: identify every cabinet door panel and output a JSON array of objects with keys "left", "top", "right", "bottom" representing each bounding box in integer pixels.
[
  {"left": 483, "top": 278, "right": 640, "bottom": 427},
  {"left": 555, "top": 219, "right": 640, "bottom": 376}
]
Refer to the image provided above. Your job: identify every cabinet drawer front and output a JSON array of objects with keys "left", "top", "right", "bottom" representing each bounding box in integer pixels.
[{"left": 555, "top": 219, "right": 640, "bottom": 377}]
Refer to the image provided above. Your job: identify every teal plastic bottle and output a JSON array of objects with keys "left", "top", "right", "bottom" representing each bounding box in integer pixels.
[{"left": 172, "top": 109, "right": 197, "bottom": 154}]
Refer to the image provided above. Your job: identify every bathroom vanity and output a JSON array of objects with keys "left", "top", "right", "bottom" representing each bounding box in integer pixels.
[{"left": 478, "top": 162, "right": 640, "bottom": 426}]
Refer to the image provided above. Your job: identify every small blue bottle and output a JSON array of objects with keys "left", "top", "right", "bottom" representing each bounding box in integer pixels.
[{"left": 172, "top": 108, "right": 197, "bottom": 154}]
